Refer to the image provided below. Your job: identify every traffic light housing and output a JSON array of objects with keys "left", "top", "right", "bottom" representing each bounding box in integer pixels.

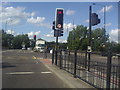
[
  {"left": 58, "top": 30, "right": 63, "bottom": 36},
  {"left": 34, "top": 35, "right": 36, "bottom": 41},
  {"left": 54, "top": 30, "right": 64, "bottom": 37},
  {"left": 91, "top": 13, "right": 100, "bottom": 26},
  {"left": 52, "top": 21, "right": 55, "bottom": 30},
  {"left": 55, "top": 8, "right": 64, "bottom": 29}
]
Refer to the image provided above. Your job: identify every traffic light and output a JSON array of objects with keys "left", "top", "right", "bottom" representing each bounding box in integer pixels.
[
  {"left": 54, "top": 30, "right": 57, "bottom": 37},
  {"left": 54, "top": 30, "right": 64, "bottom": 37},
  {"left": 34, "top": 35, "right": 36, "bottom": 41},
  {"left": 58, "top": 30, "right": 64, "bottom": 36},
  {"left": 55, "top": 8, "right": 64, "bottom": 29},
  {"left": 52, "top": 21, "right": 55, "bottom": 30},
  {"left": 91, "top": 13, "right": 100, "bottom": 26}
]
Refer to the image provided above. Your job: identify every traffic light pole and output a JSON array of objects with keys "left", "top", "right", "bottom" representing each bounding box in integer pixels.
[
  {"left": 55, "top": 30, "right": 59, "bottom": 65},
  {"left": 88, "top": 5, "right": 92, "bottom": 71}
]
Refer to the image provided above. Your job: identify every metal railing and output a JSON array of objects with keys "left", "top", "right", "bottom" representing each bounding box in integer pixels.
[{"left": 51, "top": 49, "right": 120, "bottom": 89}]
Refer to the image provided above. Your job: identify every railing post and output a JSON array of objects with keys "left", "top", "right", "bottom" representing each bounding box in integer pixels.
[
  {"left": 118, "top": 55, "right": 120, "bottom": 89},
  {"left": 106, "top": 47, "right": 112, "bottom": 89},
  {"left": 60, "top": 49, "right": 62, "bottom": 69},
  {"left": 52, "top": 49, "right": 54, "bottom": 64},
  {"left": 88, "top": 52, "right": 91, "bottom": 71},
  {"left": 68, "top": 50, "right": 70, "bottom": 71},
  {"left": 74, "top": 50, "right": 77, "bottom": 78},
  {"left": 85, "top": 50, "right": 87, "bottom": 69}
]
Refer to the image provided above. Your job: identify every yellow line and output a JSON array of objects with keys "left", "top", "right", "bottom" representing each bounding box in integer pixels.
[{"left": 33, "top": 56, "right": 37, "bottom": 59}]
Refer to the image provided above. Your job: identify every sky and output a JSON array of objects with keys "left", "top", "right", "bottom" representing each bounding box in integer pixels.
[{"left": 0, "top": 1, "right": 119, "bottom": 43}]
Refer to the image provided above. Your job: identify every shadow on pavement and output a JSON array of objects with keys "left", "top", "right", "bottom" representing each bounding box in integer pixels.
[{"left": 1, "top": 62, "right": 16, "bottom": 68}]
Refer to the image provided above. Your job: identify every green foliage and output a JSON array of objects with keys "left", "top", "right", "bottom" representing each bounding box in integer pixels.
[
  {"left": 67, "top": 26, "right": 109, "bottom": 52},
  {"left": 1, "top": 30, "right": 30, "bottom": 49},
  {"left": 59, "top": 43, "right": 67, "bottom": 49},
  {"left": 12, "top": 34, "right": 29, "bottom": 49},
  {"left": 46, "top": 41, "right": 55, "bottom": 49},
  {"left": 92, "top": 28, "right": 109, "bottom": 51},
  {"left": 2, "top": 30, "right": 14, "bottom": 48},
  {"left": 67, "top": 25, "right": 88, "bottom": 50}
]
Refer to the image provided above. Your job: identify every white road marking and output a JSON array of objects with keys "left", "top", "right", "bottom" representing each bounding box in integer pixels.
[
  {"left": 6, "top": 72, "right": 34, "bottom": 75},
  {"left": 41, "top": 72, "right": 52, "bottom": 74}
]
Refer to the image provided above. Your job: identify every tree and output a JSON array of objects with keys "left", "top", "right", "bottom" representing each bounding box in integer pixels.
[
  {"left": 1, "top": 30, "right": 14, "bottom": 48},
  {"left": 67, "top": 25, "right": 109, "bottom": 51},
  {"left": 92, "top": 28, "right": 109, "bottom": 52},
  {"left": 46, "top": 41, "right": 55, "bottom": 49},
  {"left": 12, "top": 34, "right": 29, "bottom": 49},
  {"left": 67, "top": 25, "right": 88, "bottom": 50}
]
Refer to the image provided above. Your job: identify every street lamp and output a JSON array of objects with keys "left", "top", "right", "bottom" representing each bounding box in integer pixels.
[{"left": 5, "top": 18, "right": 13, "bottom": 33}]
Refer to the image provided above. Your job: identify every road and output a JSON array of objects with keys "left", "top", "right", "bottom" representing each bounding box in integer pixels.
[
  {"left": 60, "top": 51, "right": 119, "bottom": 65},
  {"left": 2, "top": 50, "right": 70, "bottom": 88}
]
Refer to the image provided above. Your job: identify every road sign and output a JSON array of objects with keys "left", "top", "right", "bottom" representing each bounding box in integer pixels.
[{"left": 87, "top": 46, "right": 92, "bottom": 52}]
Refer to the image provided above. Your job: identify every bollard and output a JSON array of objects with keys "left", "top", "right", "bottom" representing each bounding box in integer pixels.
[{"left": 74, "top": 50, "right": 77, "bottom": 78}]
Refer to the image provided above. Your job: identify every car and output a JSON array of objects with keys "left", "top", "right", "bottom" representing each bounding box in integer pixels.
[{"left": 22, "top": 47, "right": 26, "bottom": 50}]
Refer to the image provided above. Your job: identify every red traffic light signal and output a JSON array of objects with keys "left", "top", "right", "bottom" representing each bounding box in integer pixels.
[
  {"left": 34, "top": 35, "right": 36, "bottom": 40},
  {"left": 55, "top": 8, "right": 64, "bottom": 29},
  {"left": 58, "top": 11, "right": 62, "bottom": 14}
]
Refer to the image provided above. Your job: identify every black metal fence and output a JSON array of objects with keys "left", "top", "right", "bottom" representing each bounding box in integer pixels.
[{"left": 51, "top": 49, "right": 120, "bottom": 89}]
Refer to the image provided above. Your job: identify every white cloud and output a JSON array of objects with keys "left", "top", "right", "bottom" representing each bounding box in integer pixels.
[
  {"left": 44, "top": 34, "right": 53, "bottom": 37},
  {"left": 58, "top": 39, "right": 67, "bottom": 43},
  {"left": 1, "top": 6, "right": 35, "bottom": 25},
  {"left": 105, "top": 23, "right": 112, "bottom": 27},
  {"left": 64, "top": 23, "right": 76, "bottom": 32},
  {"left": 37, "top": 23, "right": 51, "bottom": 28},
  {"left": 6, "top": 18, "right": 21, "bottom": 25},
  {"left": 27, "top": 16, "right": 45, "bottom": 24},
  {"left": 62, "top": 40, "right": 67, "bottom": 43},
  {"left": 109, "top": 29, "right": 119, "bottom": 43},
  {"left": 66, "top": 10, "right": 75, "bottom": 15},
  {"left": 27, "top": 31, "right": 41, "bottom": 39},
  {"left": 99, "top": 5, "right": 113, "bottom": 13},
  {"left": 6, "top": 29, "right": 15, "bottom": 34},
  {"left": 1, "top": 6, "right": 30, "bottom": 19},
  {"left": 50, "top": 30, "right": 54, "bottom": 34},
  {"left": 84, "top": 19, "right": 89, "bottom": 23},
  {"left": 31, "top": 12, "right": 35, "bottom": 17}
]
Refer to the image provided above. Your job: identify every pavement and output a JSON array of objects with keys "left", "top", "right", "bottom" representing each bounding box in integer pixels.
[{"left": 37, "top": 57, "right": 95, "bottom": 89}]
